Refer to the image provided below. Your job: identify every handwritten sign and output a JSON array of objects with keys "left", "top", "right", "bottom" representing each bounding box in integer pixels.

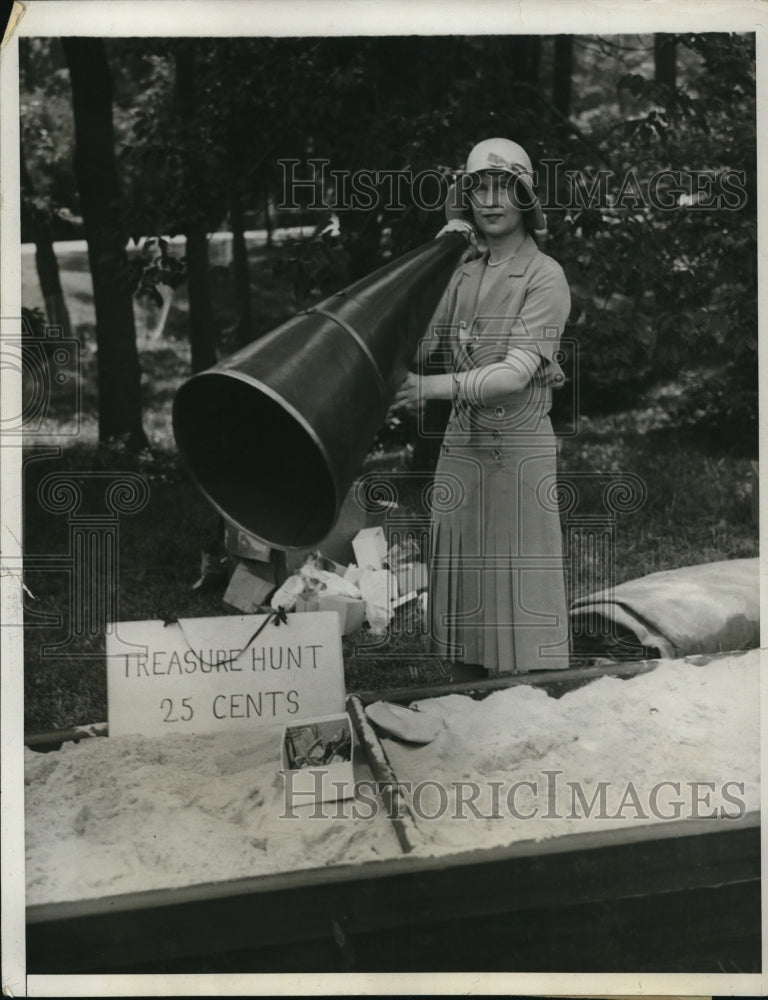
[{"left": 106, "top": 612, "right": 345, "bottom": 738}]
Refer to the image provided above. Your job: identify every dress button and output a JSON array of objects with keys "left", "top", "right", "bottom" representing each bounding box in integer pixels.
[
  {"left": 442, "top": 443, "right": 451, "bottom": 453},
  {"left": 492, "top": 449, "right": 502, "bottom": 461},
  {"left": 495, "top": 405, "right": 505, "bottom": 417},
  {"left": 493, "top": 430, "right": 501, "bottom": 439}
]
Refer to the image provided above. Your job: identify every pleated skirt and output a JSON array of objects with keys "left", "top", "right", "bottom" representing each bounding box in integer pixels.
[{"left": 428, "top": 419, "right": 570, "bottom": 675}]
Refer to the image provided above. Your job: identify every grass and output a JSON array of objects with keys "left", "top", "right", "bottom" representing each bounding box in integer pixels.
[{"left": 19, "top": 242, "right": 759, "bottom": 731}]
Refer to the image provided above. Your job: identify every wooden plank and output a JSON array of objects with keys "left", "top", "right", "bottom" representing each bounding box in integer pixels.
[
  {"left": 26, "top": 807, "right": 759, "bottom": 924},
  {"left": 352, "top": 647, "right": 756, "bottom": 706},
  {"left": 317, "top": 882, "right": 761, "bottom": 974},
  {"left": 26, "top": 819, "right": 760, "bottom": 973},
  {"left": 346, "top": 694, "right": 419, "bottom": 854},
  {"left": 28, "top": 883, "right": 762, "bottom": 974},
  {"left": 353, "top": 658, "right": 662, "bottom": 705},
  {"left": 25, "top": 721, "right": 108, "bottom": 749}
]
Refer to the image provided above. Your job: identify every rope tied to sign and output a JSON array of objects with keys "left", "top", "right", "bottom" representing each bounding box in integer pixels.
[{"left": 156, "top": 605, "right": 289, "bottom": 669}]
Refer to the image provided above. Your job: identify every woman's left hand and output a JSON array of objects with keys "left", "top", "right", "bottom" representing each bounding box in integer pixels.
[
  {"left": 436, "top": 218, "right": 484, "bottom": 263},
  {"left": 394, "top": 371, "right": 422, "bottom": 408}
]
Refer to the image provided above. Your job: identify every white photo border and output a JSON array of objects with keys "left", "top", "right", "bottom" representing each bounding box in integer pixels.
[{"left": 2, "top": 1, "right": 766, "bottom": 996}]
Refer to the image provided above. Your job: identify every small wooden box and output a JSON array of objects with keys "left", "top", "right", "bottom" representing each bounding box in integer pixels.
[
  {"left": 294, "top": 594, "right": 320, "bottom": 613},
  {"left": 223, "top": 559, "right": 275, "bottom": 612},
  {"left": 281, "top": 712, "right": 355, "bottom": 804}
]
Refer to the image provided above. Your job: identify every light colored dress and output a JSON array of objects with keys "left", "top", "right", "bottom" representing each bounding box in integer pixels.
[{"left": 428, "top": 234, "right": 571, "bottom": 674}]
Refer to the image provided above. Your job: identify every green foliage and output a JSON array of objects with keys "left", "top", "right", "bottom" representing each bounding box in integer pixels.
[
  {"left": 128, "top": 236, "right": 187, "bottom": 306},
  {"left": 114, "top": 39, "right": 228, "bottom": 237},
  {"left": 19, "top": 39, "right": 80, "bottom": 240},
  {"left": 20, "top": 31, "right": 757, "bottom": 441},
  {"left": 265, "top": 225, "right": 352, "bottom": 310},
  {"left": 542, "top": 33, "right": 756, "bottom": 442},
  {"left": 658, "top": 359, "right": 758, "bottom": 454}
]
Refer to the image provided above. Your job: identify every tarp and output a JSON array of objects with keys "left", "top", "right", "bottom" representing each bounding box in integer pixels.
[{"left": 569, "top": 557, "right": 759, "bottom": 659}]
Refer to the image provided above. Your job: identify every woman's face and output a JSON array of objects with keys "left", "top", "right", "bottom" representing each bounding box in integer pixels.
[{"left": 469, "top": 170, "right": 525, "bottom": 239}]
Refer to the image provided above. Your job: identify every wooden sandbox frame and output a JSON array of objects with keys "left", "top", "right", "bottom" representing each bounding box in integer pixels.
[{"left": 25, "top": 652, "right": 761, "bottom": 974}]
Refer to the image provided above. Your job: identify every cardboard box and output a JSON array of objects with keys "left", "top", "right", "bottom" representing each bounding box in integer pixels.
[
  {"left": 352, "top": 526, "right": 388, "bottom": 570},
  {"left": 394, "top": 562, "right": 428, "bottom": 594},
  {"left": 281, "top": 712, "right": 355, "bottom": 804},
  {"left": 223, "top": 559, "right": 276, "bottom": 612},
  {"left": 294, "top": 594, "right": 320, "bottom": 613},
  {"left": 318, "top": 594, "right": 365, "bottom": 635}
]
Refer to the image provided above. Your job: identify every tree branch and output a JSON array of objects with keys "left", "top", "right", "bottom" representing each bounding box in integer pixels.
[{"left": 510, "top": 81, "right": 613, "bottom": 170}]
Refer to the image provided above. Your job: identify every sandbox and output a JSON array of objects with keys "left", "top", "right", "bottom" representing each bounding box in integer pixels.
[{"left": 25, "top": 649, "right": 761, "bottom": 973}]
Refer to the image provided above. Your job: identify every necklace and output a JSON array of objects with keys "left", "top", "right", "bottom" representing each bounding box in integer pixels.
[{"left": 487, "top": 252, "right": 517, "bottom": 267}]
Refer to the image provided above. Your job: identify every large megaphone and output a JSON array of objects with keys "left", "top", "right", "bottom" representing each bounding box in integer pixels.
[{"left": 172, "top": 232, "right": 466, "bottom": 550}]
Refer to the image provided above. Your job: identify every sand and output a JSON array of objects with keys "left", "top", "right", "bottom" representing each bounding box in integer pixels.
[
  {"left": 25, "top": 726, "right": 399, "bottom": 906},
  {"left": 25, "top": 650, "right": 760, "bottom": 906},
  {"left": 384, "top": 650, "right": 760, "bottom": 855}
]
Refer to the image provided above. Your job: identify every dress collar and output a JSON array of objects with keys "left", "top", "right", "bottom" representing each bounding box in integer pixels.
[{"left": 461, "top": 233, "right": 538, "bottom": 277}]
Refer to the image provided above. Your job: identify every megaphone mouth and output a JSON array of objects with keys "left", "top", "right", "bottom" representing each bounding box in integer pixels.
[
  {"left": 173, "top": 370, "right": 338, "bottom": 550},
  {"left": 172, "top": 233, "right": 468, "bottom": 552}
]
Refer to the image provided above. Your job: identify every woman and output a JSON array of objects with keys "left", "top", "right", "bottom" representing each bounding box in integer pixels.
[{"left": 395, "top": 138, "right": 571, "bottom": 678}]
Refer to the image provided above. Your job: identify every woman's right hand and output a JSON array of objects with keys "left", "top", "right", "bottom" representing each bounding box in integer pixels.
[{"left": 394, "top": 371, "right": 422, "bottom": 408}]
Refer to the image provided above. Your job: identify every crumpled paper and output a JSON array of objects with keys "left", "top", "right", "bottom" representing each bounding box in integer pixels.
[
  {"left": 271, "top": 553, "right": 362, "bottom": 611},
  {"left": 359, "top": 568, "right": 399, "bottom": 634}
]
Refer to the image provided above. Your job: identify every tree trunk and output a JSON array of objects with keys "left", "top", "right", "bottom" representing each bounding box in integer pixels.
[
  {"left": 528, "top": 36, "right": 541, "bottom": 86},
  {"left": 175, "top": 44, "right": 218, "bottom": 374},
  {"left": 552, "top": 35, "right": 574, "bottom": 118},
  {"left": 654, "top": 34, "right": 677, "bottom": 89},
  {"left": 507, "top": 36, "right": 541, "bottom": 85},
  {"left": 230, "top": 187, "right": 253, "bottom": 348},
  {"left": 35, "top": 239, "right": 73, "bottom": 338},
  {"left": 264, "top": 192, "right": 273, "bottom": 249},
  {"left": 62, "top": 37, "right": 148, "bottom": 451},
  {"left": 185, "top": 228, "right": 218, "bottom": 373},
  {"left": 20, "top": 145, "right": 73, "bottom": 338}
]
